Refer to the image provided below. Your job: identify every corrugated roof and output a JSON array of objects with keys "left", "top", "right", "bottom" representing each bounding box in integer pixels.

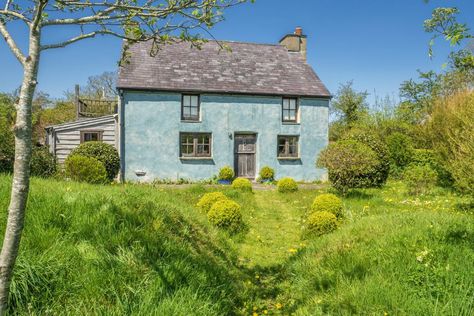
[{"left": 117, "top": 40, "right": 331, "bottom": 98}]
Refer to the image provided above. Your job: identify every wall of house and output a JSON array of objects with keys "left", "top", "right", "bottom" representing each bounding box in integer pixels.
[
  {"left": 122, "top": 91, "right": 329, "bottom": 182},
  {"left": 51, "top": 119, "right": 117, "bottom": 164}
]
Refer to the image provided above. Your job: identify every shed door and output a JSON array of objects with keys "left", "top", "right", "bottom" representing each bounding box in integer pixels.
[{"left": 234, "top": 134, "right": 256, "bottom": 178}]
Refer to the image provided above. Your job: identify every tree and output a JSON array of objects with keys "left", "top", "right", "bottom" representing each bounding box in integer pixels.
[
  {"left": 64, "top": 71, "right": 118, "bottom": 100},
  {"left": 0, "top": 0, "right": 248, "bottom": 313},
  {"left": 331, "top": 81, "right": 368, "bottom": 126}
]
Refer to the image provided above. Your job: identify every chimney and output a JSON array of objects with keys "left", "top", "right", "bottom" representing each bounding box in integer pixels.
[{"left": 279, "top": 27, "right": 307, "bottom": 60}]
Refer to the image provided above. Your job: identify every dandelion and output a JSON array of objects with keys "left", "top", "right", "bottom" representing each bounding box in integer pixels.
[
  {"left": 252, "top": 312, "right": 258, "bottom": 316},
  {"left": 275, "top": 303, "right": 283, "bottom": 309},
  {"left": 288, "top": 248, "right": 298, "bottom": 253},
  {"left": 263, "top": 310, "right": 268, "bottom": 314}
]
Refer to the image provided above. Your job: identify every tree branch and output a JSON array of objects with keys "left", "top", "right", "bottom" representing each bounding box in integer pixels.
[
  {"left": 0, "top": 9, "right": 31, "bottom": 24},
  {"left": 0, "top": 21, "right": 26, "bottom": 65}
]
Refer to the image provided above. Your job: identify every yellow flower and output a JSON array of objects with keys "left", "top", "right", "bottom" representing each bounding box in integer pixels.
[
  {"left": 288, "top": 248, "right": 298, "bottom": 253},
  {"left": 263, "top": 310, "right": 268, "bottom": 315},
  {"left": 253, "top": 306, "right": 257, "bottom": 311},
  {"left": 275, "top": 303, "right": 283, "bottom": 309},
  {"left": 255, "top": 275, "right": 260, "bottom": 279},
  {"left": 252, "top": 313, "right": 258, "bottom": 316}
]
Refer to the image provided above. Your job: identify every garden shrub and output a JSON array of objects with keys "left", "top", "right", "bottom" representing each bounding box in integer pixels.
[
  {"left": 65, "top": 155, "right": 108, "bottom": 184},
  {"left": 411, "top": 149, "right": 452, "bottom": 187},
  {"left": 218, "top": 166, "right": 234, "bottom": 181},
  {"left": 0, "top": 121, "right": 14, "bottom": 173},
  {"left": 30, "top": 146, "right": 56, "bottom": 177},
  {"left": 342, "top": 127, "right": 390, "bottom": 186},
  {"left": 311, "top": 194, "right": 343, "bottom": 218},
  {"left": 231, "top": 177, "right": 253, "bottom": 192},
  {"left": 208, "top": 199, "right": 242, "bottom": 230},
  {"left": 385, "top": 132, "right": 414, "bottom": 172},
  {"left": 306, "top": 211, "right": 338, "bottom": 236},
  {"left": 196, "top": 192, "right": 229, "bottom": 213},
  {"left": 70, "top": 142, "right": 119, "bottom": 181},
  {"left": 258, "top": 166, "right": 275, "bottom": 182},
  {"left": 403, "top": 164, "right": 438, "bottom": 196},
  {"left": 428, "top": 91, "right": 474, "bottom": 194},
  {"left": 277, "top": 177, "right": 298, "bottom": 193},
  {"left": 317, "top": 140, "right": 381, "bottom": 194}
]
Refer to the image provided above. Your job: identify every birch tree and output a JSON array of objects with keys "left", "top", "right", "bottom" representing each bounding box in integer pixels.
[{"left": 0, "top": 0, "right": 248, "bottom": 313}]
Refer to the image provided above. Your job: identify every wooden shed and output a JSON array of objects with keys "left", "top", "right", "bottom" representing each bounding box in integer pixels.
[{"left": 45, "top": 114, "right": 119, "bottom": 164}]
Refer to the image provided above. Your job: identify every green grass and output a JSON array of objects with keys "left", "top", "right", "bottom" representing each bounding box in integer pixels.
[{"left": 0, "top": 176, "right": 473, "bottom": 315}]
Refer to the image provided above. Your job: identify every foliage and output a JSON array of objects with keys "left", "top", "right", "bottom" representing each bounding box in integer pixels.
[
  {"left": 258, "top": 166, "right": 275, "bottom": 181},
  {"left": 39, "top": 101, "right": 76, "bottom": 128},
  {"left": 64, "top": 155, "right": 108, "bottom": 184},
  {"left": 385, "top": 132, "right": 414, "bottom": 174},
  {"left": 317, "top": 140, "right": 381, "bottom": 194},
  {"left": 311, "top": 194, "right": 343, "bottom": 218},
  {"left": 403, "top": 164, "right": 438, "bottom": 196},
  {"left": 231, "top": 178, "right": 252, "bottom": 192},
  {"left": 196, "top": 192, "right": 229, "bottom": 213},
  {"left": 70, "top": 142, "right": 120, "bottom": 181},
  {"left": 0, "top": 123, "right": 14, "bottom": 174},
  {"left": 218, "top": 166, "right": 235, "bottom": 181},
  {"left": 30, "top": 146, "right": 56, "bottom": 178},
  {"left": 305, "top": 211, "right": 338, "bottom": 237},
  {"left": 208, "top": 199, "right": 242, "bottom": 231},
  {"left": 342, "top": 127, "right": 390, "bottom": 186},
  {"left": 331, "top": 81, "right": 368, "bottom": 126},
  {"left": 428, "top": 91, "right": 474, "bottom": 194},
  {"left": 277, "top": 177, "right": 298, "bottom": 193}
]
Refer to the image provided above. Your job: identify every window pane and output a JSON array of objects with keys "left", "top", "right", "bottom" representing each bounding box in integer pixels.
[
  {"left": 282, "top": 98, "right": 289, "bottom": 109},
  {"left": 289, "top": 99, "right": 296, "bottom": 110},
  {"left": 191, "top": 106, "right": 198, "bottom": 116},
  {"left": 183, "top": 95, "right": 190, "bottom": 107},
  {"left": 289, "top": 110, "right": 296, "bottom": 121},
  {"left": 84, "top": 132, "right": 99, "bottom": 142},
  {"left": 191, "top": 95, "right": 198, "bottom": 107}
]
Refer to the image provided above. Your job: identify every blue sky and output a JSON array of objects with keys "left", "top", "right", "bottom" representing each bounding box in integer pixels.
[{"left": 0, "top": 0, "right": 473, "bottom": 102}]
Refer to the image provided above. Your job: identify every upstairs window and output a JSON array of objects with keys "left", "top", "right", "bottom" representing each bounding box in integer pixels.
[
  {"left": 181, "top": 95, "right": 200, "bottom": 121},
  {"left": 180, "top": 133, "right": 211, "bottom": 157},
  {"left": 278, "top": 135, "right": 299, "bottom": 158},
  {"left": 80, "top": 131, "right": 102, "bottom": 143},
  {"left": 282, "top": 97, "right": 298, "bottom": 123}
]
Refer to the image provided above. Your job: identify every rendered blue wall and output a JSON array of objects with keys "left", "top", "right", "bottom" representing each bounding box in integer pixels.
[{"left": 122, "top": 91, "right": 328, "bottom": 182}]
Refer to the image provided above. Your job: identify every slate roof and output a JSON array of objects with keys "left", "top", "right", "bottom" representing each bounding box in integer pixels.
[{"left": 117, "top": 40, "right": 331, "bottom": 98}]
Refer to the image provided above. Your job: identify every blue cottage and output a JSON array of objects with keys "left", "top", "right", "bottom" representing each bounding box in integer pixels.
[{"left": 117, "top": 27, "right": 331, "bottom": 182}]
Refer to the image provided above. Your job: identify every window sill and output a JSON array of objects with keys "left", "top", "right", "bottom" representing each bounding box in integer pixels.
[
  {"left": 277, "top": 157, "right": 301, "bottom": 160},
  {"left": 282, "top": 122, "right": 300, "bottom": 125},
  {"left": 181, "top": 119, "right": 201, "bottom": 123},
  {"left": 180, "top": 156, "right": 213, "bottom": 160}
]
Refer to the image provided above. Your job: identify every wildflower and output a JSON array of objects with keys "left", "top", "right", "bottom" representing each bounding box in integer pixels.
[
  {"left": 255, "top": 275, "right": 260, "bottom": 279},
  {"left": 252, "top": 312, "right": 258, "bottom": 316},
  {"left": 275, "top": 303, "right": 282, "bottom": 309},
  {"left": 263, "top": 310, "right": 268, "bottom": 314},
  {"left": 288, "top": 248, "right": 298, "bottom": 253}
]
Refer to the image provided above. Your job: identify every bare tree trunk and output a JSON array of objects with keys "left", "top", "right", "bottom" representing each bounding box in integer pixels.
[{"left": 0, "top": 29, "right": 40, "bottom": 315}]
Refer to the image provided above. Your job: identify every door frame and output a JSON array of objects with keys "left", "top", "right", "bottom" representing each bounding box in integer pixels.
[{"left": 234, "top": 132, "right": 257, "bottom": 180}]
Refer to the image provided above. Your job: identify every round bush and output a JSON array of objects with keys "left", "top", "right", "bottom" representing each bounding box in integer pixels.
[
  {"left": 70, "top": 142, "right": 119, "bottom": 181},
  {"left": 277, "top": 177, "right": 298, "bottom": 193},
  {"left": 232, "top": 177, "right": 253, "bottom": 192},
  {"left": 196, "top": 192, "right": 229, "bottom": 213},
  {"left": 342, "top": 127, "right": 390, "bottom": 186},
  {"left": 385, "top": 132, "right": 414, "bottom": 169},
  {"left": 317, "top": 140, "right": 381, "bottom": 193},
  {"left": 0, "top": 122, "right": 14, "bottom": 173},
  {"left": 65, "top": 155, "right": 108, "bottom": 184},
  {"left": 411, "top": 149, "right": 452, "bottom": 187},
  {"left": 208, "top": 199, "right": 242, "bottom": 230},
  {"left": 306, "top": 211, "right": 338, "bottom": 236},
  {"left": 311, "top": 194, "right": 343, "bottom": 218},
  {"left": 218, "top": 166, "right": 234, "bottom": 181},
  {"left": 30, "top": 146, "right": 56, "bottom": 178},
  {"left": 404, "top": 164, "right": 438, "bottom": 196},
  {"left": 259, "top": 166, "right": 275, "bottom": 181}
]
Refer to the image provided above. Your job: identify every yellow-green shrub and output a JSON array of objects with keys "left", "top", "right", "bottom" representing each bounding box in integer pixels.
[
  {"left": 196, "top": 192, "right": 229, "bottom": 213},
  {"left": 404, "top": 164, "right": 438, "bottom": 196},
  {"left": 65, "top": 155, "right": 108, "bottom": 184},
  {"left": 218, "top": 166, "right": 234, "bottom": 181},
  {"left": 311, "top": 194, "right": 343, "bottom": 218},
  {"left": 231, "top": 177, "right": 252, "bottom": 192},
  {"left": 259, "top": 166, "right": 275, "bottom": 181},
  {"left": 277, "top": 177, "right": 298, "bottom": 193},
  {"left": 208, "top": 199, "right": 242, "bottom": 230},
  {"left": 306, "top": 211, "right": 338, "bottom": 236}
]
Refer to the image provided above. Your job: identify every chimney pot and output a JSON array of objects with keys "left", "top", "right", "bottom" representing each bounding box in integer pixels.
[{"left": 295, "top": 27, "right": 303, "bottom": 36}]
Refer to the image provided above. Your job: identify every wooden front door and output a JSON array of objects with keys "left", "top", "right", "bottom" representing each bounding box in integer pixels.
[{"left": 234, "top": 134, "right": 256, "bottom": 179}]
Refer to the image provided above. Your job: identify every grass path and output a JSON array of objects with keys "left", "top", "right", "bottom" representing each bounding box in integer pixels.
[{"left": 237, "top": 191, "right": 305, "bottom": 268}]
